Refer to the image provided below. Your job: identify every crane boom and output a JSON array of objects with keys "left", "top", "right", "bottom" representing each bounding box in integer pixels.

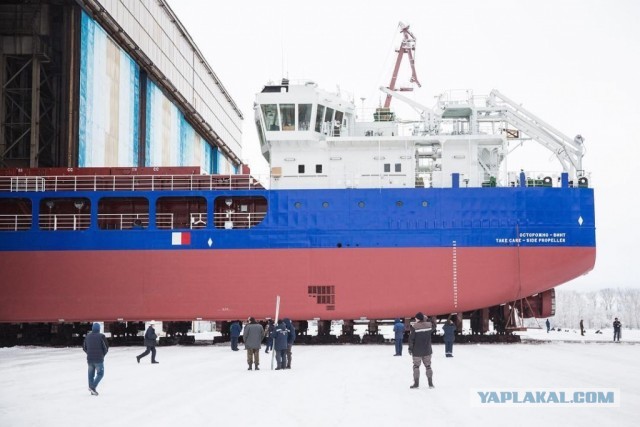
[{"left": 384, "top": 22, "right": 421, "bottom": 109}]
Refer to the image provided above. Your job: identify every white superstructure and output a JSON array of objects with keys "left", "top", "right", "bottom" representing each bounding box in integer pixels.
[{"left": 255, "top": 79, "right": 586, "bottom": 190}]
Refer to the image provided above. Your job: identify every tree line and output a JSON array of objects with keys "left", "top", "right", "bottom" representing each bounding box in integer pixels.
[{"left": 549, "top": 288, "right": 640, "bottom": 330}]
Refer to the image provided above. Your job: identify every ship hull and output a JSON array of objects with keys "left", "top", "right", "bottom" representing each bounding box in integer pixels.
[{"left": 0, "top": 246, "right": 595, "bottom": 322}]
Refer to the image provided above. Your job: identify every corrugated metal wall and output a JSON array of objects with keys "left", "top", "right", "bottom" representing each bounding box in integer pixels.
[
  {"left": 145, "top": 78, "right": 220, "bottom": 173},
  {"left": 78, "top": 11, "right": 237, "bottom": 174},
  {"left": 78, "top": 11, "right": 139, "bottom": 168}
]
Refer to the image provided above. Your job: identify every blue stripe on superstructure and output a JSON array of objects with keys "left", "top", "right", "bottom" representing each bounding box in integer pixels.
[{"left": 0, "top": 187, "right": 596, "bottom": 252}]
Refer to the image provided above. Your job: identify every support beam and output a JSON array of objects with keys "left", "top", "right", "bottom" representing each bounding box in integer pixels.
[{"left": 30, "top": 56, "right": 40, "bottom": 167}]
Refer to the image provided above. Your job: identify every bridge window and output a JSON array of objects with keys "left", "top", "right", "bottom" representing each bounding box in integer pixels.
[
  {"left": 316, "top": 164, "right": 323, "bottom": 173},
  {"left": 261, "top": 104, "right": 280, "bottom": 131},
  {"left": 39, "top": 197, "right": 90, "bottom": 231},
  {"left": 324, "top": 107, "right": 335, "bottom": 134},
  {"left": 334, "top": 110, "right": 344, "bottom": 136},
  {"left": 315, "top": 105, "right": 325, "bottom": 132},
  {"left": 298, "top": 104, "right": 312, "bottom": 130},
  {"left": 214, "top": 196, "right": 267, "bottom": 229},
  {"left": 395, "top": 163, "right": 402, "bottom": 172},
  {"left": 384, "top": 163, "right": 390, "bottom": 173},
  {"left": 298, "top": 165, "right": 305, "bottom": 174},
  {"left": 0, "top": 198, "right": 31, "bottom": 231},
  {"left": 280, "top": 104, "right": 295, "bottom": 130},
  {"left": 98, "top": 197, "right": 149, "bottom": 230},
  {"left": 156, "top": 196, "right": 206, "bottom": 230}
]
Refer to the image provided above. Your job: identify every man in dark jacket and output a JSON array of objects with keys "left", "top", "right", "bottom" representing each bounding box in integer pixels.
[
  {"left": 83, "top": 322, "right": 109, "bottom": 396},
  {"left": 613, "top": 317, "right": 622, "bottom": 342},
  {"left": 230, "top": 320, "right": 241, "bottom": 351},
  {"left": 136, "top": 321, "right": 159, "bottom": 364},
  {"left": 264, "top": 319, "right": 275, "bottom": 353},
  {"left": 283, "top": 318, "right": 296, "bottom": 369},
  {"left": 273, "top": 320, "right": 289, "bottom": 370},
  {"left": 393, "top": 318, "right": 405, "bottom": 356},
  {"left": 443, "top": 318, "right": 456, "bottom": 357},
  {"left": 243, "top": 317, "right": 264, "bottom": 370},
  {"left": 408, "top": 312, "right": 436, "bottom": 389}
]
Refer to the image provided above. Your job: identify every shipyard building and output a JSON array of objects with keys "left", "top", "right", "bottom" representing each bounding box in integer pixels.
[{"left": 0, "top": 0, "right": 243, "bottom": 173}]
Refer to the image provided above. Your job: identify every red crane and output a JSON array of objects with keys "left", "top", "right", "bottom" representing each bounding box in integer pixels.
[{"left": 383, "top": 22, "right": 421, "bottom": 109}]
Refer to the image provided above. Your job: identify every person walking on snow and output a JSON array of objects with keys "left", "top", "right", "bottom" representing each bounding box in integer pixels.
[
  {"left": 393, "top": 318, "right": 405, "bottom": 356},
  {"left": 243, "top": 317, "right": 264, "bottom": 370},
  {"left": 546, "top": 318, "right": 550, "bottom": 333},
  {"left": 580, "top": 319, "right": 585, "bottom": 336},
  {"left": 136, "top": 321, "right": 159, "bottom": 364},
  {"left": 408, "top": 312, "right": 436, "bottom": 389},
  {"left": 442, "top": 318, "right": 456, "bottom": 357},
  {"left": 83, "top": 322, "right": 109, "bottom": 396}
]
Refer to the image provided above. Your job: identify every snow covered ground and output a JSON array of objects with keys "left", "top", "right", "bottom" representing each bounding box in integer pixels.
[{"left": 1, "top": 328, "right": 638, "bottom": 427}]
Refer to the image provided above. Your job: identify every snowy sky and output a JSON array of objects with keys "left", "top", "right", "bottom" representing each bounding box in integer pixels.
[{"left": 166, "top": 0, "right": 640, "bottom": 291}]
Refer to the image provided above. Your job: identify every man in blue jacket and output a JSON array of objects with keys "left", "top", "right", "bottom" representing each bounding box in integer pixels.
[
  {"left": 83, "top": 322, "right": 109, "bottom": 396},
  {"left": 230, "top": 320, "right": 241, "bottom": 351},
  {"left": 443, "top": 318, "right": 456, "bottom": 357},
  {"left": 273, "top": 320, "right": 289, "bottom": 370},
  {"left": 393, "top": 318, "right": 405, "bottom": 356},
  {"left": 283, "top": 318, "right": 296, "bottom": 369}
]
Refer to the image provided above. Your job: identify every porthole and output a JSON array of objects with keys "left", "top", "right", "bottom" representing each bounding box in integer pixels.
[
  {"left": 422, "top": 201, "right": 429, "bottom": 207},
  {"left": 294, "top": 202, "right": 302, "bottom": 208},
  {"left": 396, "top": 201, "right": 403, "bottom": 207},
  {"left": 358, "top": 201, "right": 365, "bottom": 208},
  {"left": 322, "top": 202, "right": 329, "bottom": 208}
]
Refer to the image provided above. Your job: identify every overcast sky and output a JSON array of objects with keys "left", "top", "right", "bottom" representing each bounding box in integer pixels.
[{"left": 167, "top": 0, "right": 640, "bottom": 291}]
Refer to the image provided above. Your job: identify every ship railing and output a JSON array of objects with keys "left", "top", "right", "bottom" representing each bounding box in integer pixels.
[
  {"left": 506, "top": 171, "right": 591, "bottom": 188},
  {"left": 0, "top": 214, "right": 32, "bottom": 231},
  {"left": 213, "top": 211, "right": 266, "bottom": 229},
  {"left": 38, "top": 214, "right": 91, "bottom": 230},
  {"left": 97, "top": 214, "right": 150, "bottom": 230},
  {"left": 0, "top": 174, "right": 264, "bottom": 193},
  {"left": 5, "top": 177, "right": 46, "bottom": 192}
]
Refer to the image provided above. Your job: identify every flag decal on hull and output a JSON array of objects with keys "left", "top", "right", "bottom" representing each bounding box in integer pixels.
[{"left": 172, "top": 232, "right": 191, "bottom": 246}]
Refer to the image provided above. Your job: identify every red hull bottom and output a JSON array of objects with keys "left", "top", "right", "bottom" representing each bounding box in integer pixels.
[{"left": 0, "top": 247, "right": 595, "bottom": 322}]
